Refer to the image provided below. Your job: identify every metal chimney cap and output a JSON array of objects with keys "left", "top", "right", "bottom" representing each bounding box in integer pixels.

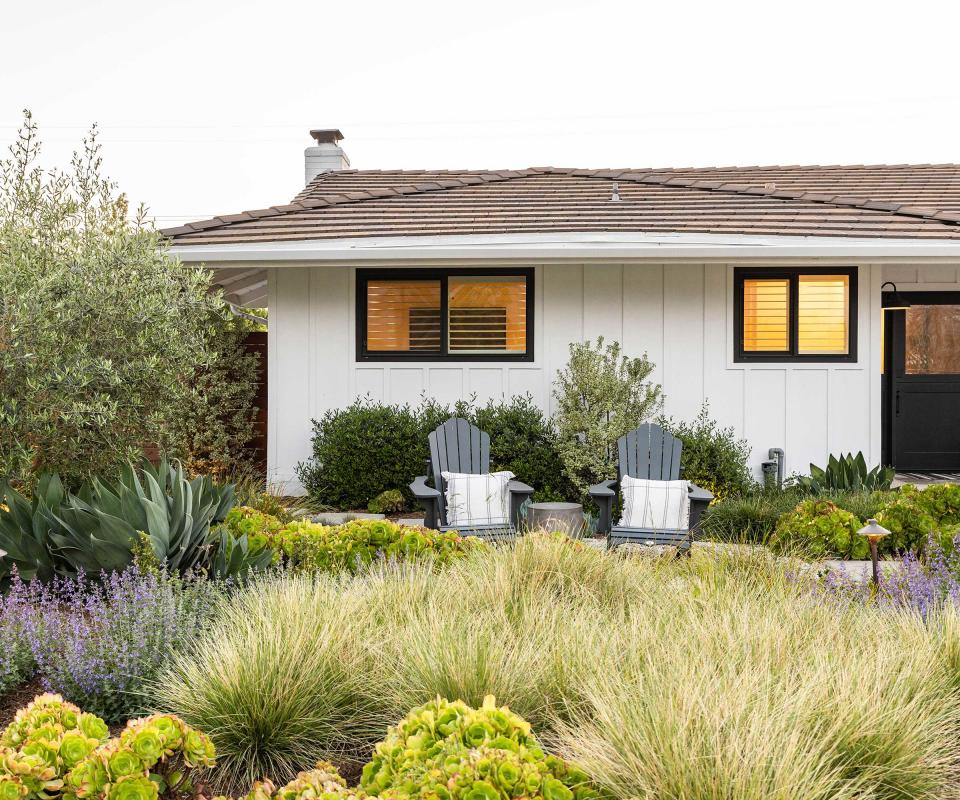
[{"left": 309, "top": 129, "right": 344, "bottom": 145}]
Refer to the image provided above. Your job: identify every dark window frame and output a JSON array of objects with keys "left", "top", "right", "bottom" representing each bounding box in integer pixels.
[
  {"left": 356, "top": 267, "right": 535, "bottom": 362},
  {"left": 733, "top": 266, "right": 858, "bottom": 363}
]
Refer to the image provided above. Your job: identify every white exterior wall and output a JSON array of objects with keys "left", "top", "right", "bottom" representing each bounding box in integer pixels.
[{"left": 266, "top": 259, "right": 960, "bottom": 493}]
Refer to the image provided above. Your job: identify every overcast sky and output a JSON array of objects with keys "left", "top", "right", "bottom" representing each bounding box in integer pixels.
[{"left": 3, "top": 0, "right": 959, "bottom": 226}]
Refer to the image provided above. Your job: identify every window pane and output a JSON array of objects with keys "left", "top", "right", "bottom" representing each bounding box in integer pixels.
[
  {"left": 743, "top": 278, "right": 789, "bottom": 352},
  {"left": 448, "top": 276, "right": 527, "bottom": 353},
  {"left": 366, "top": 280, "right": 441, "bottom": 352},
  {"left": 798, "top": 274, "right": 849, "bottom": 354},
  {"left": 906, "top": 305, "right": 960, "bottom": 374}
]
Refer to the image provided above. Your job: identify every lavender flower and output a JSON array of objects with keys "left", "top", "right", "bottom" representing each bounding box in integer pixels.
[
  {"left": 0, "top": 568, "right": 36, "bottom": 692},
  {"left": 21, "top": 566, "right": 222, "bottom": 722},
  {"left": 810, "top": 534, "right": 960, "bottom": 616}
]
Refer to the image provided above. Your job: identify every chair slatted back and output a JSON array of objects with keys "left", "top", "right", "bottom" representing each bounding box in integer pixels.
[
  {"left": 617, "top": 423, "right": 682, "bottom": 482},
  {"left": 428, "top": 418, "right": 491, "bottom": 524}
]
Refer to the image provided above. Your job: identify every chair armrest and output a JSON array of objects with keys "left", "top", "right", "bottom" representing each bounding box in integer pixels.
[
  {"left": 589, "top": 479, "right": 617, "bottom": 535},
  {"left": 409, "top": 476, "right": 441, "bottom": 530},
  {"left": 687, "top": 482, "right": 713, "bottom": 535},
  {"left": 508, "top": 480, "right": 535, "bottom": 529},
  {"left": 508, "top": 480, "right": 534, "bottom": 496},
  {"left": 688, "top": 483, "right": 714, "bottom": 504}
]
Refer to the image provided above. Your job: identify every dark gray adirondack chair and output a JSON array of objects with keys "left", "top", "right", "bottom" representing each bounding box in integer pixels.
[
  {"left": 410, "top": 417, "right": 534, "bottom": 540},
  {"left": 589, "top": 423, "right": 713, "bottom": 552}
]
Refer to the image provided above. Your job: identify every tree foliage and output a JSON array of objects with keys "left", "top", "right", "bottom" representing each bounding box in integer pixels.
[
  {"left": 0, "top": 111, "right": 258, "bottom": 485},
  {"left": 552, "top": 337, "right": 663, "bottom": 499}
]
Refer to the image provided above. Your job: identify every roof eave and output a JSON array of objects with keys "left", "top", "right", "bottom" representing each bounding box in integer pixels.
[{"left": 169, "top": 230, "right": 960, "bottom": 265}]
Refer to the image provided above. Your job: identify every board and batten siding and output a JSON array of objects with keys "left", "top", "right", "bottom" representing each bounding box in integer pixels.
[{"left": 268, "top": 261, "right": 896, "bottom": 493}]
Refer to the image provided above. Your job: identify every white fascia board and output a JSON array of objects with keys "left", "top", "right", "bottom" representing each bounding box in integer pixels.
[{"left": 170, "top": 231, "right": 960, "bottom": 265}]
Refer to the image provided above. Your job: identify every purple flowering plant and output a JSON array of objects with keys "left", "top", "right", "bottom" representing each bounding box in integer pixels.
[
  {"left": 0, "top": 570, "right": 35, "bottom": 694},
  {"left": 6, "top": 565, "right": 223, "bottom": 722},
  {"left": 812, "top": 533, "right": 960, "bottom": 616}
]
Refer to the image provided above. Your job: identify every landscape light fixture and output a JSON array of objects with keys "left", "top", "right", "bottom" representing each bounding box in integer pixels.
[
  {"left": 880, "top": 281, "right": 911, "bottom": 311},
  {"left": 857, "top": 518, "right": 891, "bottom": 586}
]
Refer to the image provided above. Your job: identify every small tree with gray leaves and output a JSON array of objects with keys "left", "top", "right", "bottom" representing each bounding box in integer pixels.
[{"left": 553, "top": 337, "right": 663, "bottom": 499}]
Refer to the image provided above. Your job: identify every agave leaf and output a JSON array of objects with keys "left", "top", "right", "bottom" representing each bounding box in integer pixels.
[
  {"left": 3, "top": 485, "right": 37, "bottom": 537},
  {"left": 140, "top": 497, "right": 172, "bottom": 555},
  {"left": 853, "top": 452, "right": 868, "bottom": 480},
  {"left": 118, "top": 485, "right": 148, "bottom": 531},
  {"left": 36, "top": 473, "right": 64, "bottom": 509},
  {"left": 91, "top": 509, "right": 139, "bottom": 548},
  {"left": 91, "top": 479, "right": 124, "bottom": 519}
]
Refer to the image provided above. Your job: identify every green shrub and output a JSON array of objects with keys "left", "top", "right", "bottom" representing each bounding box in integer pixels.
[
  {"left": 468, "top": 395, "right": 574, "bottom": 502},
  {"left": 770, "top": 499, "right": 868, "bottom": 559},
  {"left": 367, "top": 490, "right": 406, "bottom": 515},
  {"left": 0, "top": 460, "right": 239, "bottom": 582},
  {"left": 295, "top": 398, "right": 450, "bottom": 511},
  {"left": 700, "top": 489, "right": 804, "bottom": 544},
  {"left": 659, "top": 404, "right": 752, "bottom": 502},
  {"left": 0, "top": 693, "right": 214, "bottom": 800},
  {"left": 361, "top": 695, "right": 597, "bottom": 800},
  {"left": 271, "top": 518, "right": 488, "bottom": 575},
  {"left": 553, "top": 338, "right": 662, "bottom": 500},
  {"left": 296, "top": 395, "right": 571, "bottom": 511}
]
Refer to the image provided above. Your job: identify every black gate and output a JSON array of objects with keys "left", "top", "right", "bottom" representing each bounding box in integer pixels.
[{"left": 885, "top": 292, "right": 960, "bottom": 471}]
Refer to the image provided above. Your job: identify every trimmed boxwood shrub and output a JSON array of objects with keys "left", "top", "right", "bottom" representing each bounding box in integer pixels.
[{"left": 296, "top": 395, "right": 573, "bottom": 511}]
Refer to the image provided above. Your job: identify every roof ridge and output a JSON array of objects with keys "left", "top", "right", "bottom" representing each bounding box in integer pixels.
[
  {"left": 162, "top": 169, "right": 547, "bottom": 237},
  {"left": 600, "top": 171, "right": 960, "bottom": 227}
]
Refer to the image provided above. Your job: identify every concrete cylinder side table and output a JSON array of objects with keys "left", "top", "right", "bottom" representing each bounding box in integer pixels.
[{"left": 525, "top": 502, "right": 585, "bottom": 538}]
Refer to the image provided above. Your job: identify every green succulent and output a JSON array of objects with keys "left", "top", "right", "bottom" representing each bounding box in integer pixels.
[
  {"left": 367, "top": 490, "right": 406, "bottom": 515},
  {"left": 271, "top": 519, "right": 487, "bottom": 576},
  {"left": 361, "top": 696, "right": 598, "bottom": 800},
  {"left": 0, "top": 459, "right": 246, "bottom": 582},
  {"left": 795, "top": 452, "right": 894, "bottom": 495},
  {"left": 770, "top": 500, "right": 868, "bottom": 559},
  {"left": 213, "top": 763, "right": 364, "bottom": 800}
]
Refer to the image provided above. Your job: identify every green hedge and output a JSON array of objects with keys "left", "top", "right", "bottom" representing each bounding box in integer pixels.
[{"left": 295, "top": 395, "right": 574, "bottom": 511}]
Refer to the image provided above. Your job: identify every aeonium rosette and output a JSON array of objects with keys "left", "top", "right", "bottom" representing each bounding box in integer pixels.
[
  {"left": 212, "top": 762, "right": 364, "bottom": 800},
  {"left": 361, "top": 696, "right": 600, "bottom": 800},
  {"left": 63, "top": 717, "right": 213, "bottom": 800}
]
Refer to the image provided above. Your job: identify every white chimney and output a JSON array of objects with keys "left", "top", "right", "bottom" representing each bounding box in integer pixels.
[{"left": 304, "top": 129, "right": 350, "bottom": 184}]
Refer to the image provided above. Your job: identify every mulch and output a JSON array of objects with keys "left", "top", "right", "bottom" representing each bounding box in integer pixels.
[{"left": 0, "top": 677, "right": 47, "bottom": 729}]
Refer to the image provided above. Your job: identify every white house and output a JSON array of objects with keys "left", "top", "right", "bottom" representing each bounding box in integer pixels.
[{"left": 166, "top": 130, "right": 960, "bottom": 492}]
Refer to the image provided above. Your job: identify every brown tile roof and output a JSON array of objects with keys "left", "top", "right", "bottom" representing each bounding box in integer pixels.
[{"left": 164, "top": 164, "right": 960, "bottom": 245}]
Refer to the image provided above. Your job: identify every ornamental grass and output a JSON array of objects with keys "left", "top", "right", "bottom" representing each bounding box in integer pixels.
[{"left": 153, "top": 536, "right": 960, "bottom": 800}]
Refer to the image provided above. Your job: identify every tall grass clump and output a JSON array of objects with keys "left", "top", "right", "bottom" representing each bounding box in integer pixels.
[
  {"left": 153, "top": 571, "right": 383, "bottom": 791},
  {"left": 155, "top": 536, "right": 960, "bottom": 799}
]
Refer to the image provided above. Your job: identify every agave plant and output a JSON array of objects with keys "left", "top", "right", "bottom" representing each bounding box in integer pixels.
[
  {"left": 0, "top": 459, "right": 240, "bottom": 581},
  {"left": 796, "top": 452, "right": 895, "bottom": 495}
]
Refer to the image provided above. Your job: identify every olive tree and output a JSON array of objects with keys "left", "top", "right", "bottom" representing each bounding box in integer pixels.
[
  {"left": 0, "top": 111, "right": 250, "bottom": 485},
  {"left": 552, "top": 337, "right": 663, "bottom": 499}
]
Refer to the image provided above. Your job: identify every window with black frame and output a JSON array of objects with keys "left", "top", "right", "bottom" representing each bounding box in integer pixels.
[
  {"left": 733, "top": 267, "right": 857, "bottom": 363},
  {"left": 357, "top": 269, "right": 533, "bottom": 361}
]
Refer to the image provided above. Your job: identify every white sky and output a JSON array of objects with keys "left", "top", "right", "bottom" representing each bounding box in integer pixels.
[{"left": 3, "top": 0, "right": 960, "bottom": 226}]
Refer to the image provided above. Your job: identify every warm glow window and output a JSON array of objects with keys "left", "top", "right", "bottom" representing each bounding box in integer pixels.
[
  {"left": 734, "top": 268, "right": 856, "bottom": 362},
  {"left": 358, "top": 269, "right": 533, "bottom": 361}
]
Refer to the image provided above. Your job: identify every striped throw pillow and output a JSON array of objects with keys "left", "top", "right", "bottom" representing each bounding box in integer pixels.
[
  {"left": 618, "top": 477, "right": 690, "bottom": 530},
  {"left": 441, "top": 471, "right": 515, "bottom": 527}
]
